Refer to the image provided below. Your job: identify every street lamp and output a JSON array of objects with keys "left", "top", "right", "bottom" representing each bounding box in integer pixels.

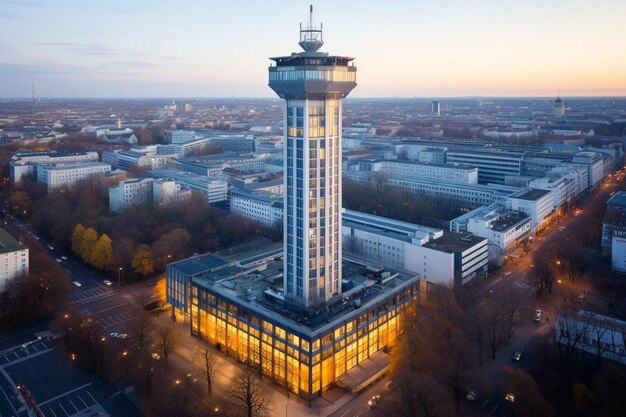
[{"left": 118, "top": 267, "right": 123, "bottom": 288}]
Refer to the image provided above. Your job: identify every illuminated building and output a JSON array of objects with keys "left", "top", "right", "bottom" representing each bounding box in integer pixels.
[
  {"left": 167, "top": 7, "right": 420, "bottom": 400},
  {"left": 168, "top": 248, "right": 418, "bottom": 399}
]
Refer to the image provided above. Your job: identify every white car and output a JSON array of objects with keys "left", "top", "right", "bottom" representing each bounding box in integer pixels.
[
  {"left": 61, "top": 256, "right": 67, "bottom": 260},
  {"left": 534, "top": 309, "right": 542, "bottom": 322},
  {"left": 466, "top": 389, "right": 479, "bottom": 402},
  {"left": 110, "top": 333, "right": 129, "bottom": 339},
  {"left": 103, "top": 280, "right": 112, "bottom": 286},
  {"left": 72, "top": 281, "right": 82, "bottom": 287},
  {"left": 56, "top": 258, "right": 62, "bottom": 263}
]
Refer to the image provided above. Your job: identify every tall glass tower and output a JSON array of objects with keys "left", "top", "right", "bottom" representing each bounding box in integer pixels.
[{"left": 269, "top": 6, "right": 357, "bottom": 308}]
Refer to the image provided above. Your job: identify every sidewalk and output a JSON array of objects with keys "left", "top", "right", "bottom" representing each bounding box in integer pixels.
[{"left": 153, "top": 313, "right": 355, "bottom": 417}]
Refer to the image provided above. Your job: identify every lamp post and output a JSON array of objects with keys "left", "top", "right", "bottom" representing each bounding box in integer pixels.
[{"left": 118, "top": 267, "right": 123, "bottom": 288}]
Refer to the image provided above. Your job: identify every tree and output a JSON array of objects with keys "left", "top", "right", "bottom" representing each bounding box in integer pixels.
[
  {"left": 156, "top": 325, "right": 177, "bottom": 362},
  {"left": 198, "top": 343, "right": 217, "bottom": 395},
  {"left": 71, "top": 223, "right": 86, "bottom": 254},
  {"left": 132, "top": 244, "right": 154, "bottom": 279},
  {"left": 90, "top": 233, "right": 114, "bottom": 270},
  {"left": 79, "top": 227, "right": 98, "bottom": 263},
  {"left": 484, "top": 299, "right": 507, "bottom": 359},
  {"left": 229, "top": 365, "right": 270, "bottom": 417}
]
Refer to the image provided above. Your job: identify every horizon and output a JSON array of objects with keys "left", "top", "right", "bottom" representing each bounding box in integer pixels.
[{"left": 1, "top": 0, "right": 625, "bottom": 98}]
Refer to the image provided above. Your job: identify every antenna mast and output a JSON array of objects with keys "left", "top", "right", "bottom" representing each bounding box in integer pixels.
[
  {"left": 32, "top": 81, "right": 35, "bottom": 103},
  {"left": 298, "top": 4, "right": 324, "bottom": 52}
]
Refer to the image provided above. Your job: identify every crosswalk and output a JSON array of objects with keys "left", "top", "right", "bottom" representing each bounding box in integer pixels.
[
  {"left": 70, "top": 287, "right": 110, "bottom": 304},
  {"left": 96, "top": 312, "right": 134, "bottom": 329},
  {"left": 514, "top": 280, "right": 533, "bottom": 290}
]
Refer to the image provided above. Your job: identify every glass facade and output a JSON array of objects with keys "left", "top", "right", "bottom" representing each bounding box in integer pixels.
[
  {"left": 284, "top": 99, "right": 342, "bottom": 307},
  {"left": 269, "top": 68, "right": 356, "bottom": 83},
  {"left": 189, "top": 281, "right": 418, "bottom": 398}
]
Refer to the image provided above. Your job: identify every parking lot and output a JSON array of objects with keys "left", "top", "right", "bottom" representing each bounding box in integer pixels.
[
  {"left": 70, "top": 287, "right": 111, "bottom": 305},
  {"left": 0, "top": 341, "right": 139, "bottom": 416}
]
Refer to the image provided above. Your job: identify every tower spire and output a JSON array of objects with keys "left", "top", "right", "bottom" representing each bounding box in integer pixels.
[{"left": 299, "top": 4, "right": 323, "bottom": 52}]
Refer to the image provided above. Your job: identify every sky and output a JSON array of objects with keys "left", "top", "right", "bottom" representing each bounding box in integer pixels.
[{"left": 1, "top": 0, "right": 625, "bottom": 98}]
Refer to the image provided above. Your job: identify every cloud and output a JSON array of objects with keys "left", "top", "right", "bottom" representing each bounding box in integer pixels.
[{"left": 29, "top": 41, "right": 181, "bottom": 62}]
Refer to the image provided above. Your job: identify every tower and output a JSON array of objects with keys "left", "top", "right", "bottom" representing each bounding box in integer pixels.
[
  {"left": 553, "top": 94, "right": 565, "bottom": 117},
  {"left": 269, "top": 5, "right": 357, "bottom": 308}
]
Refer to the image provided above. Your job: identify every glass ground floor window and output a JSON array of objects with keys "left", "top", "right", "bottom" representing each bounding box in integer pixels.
[{"left": 189, "top": 284, "right": 417, "bottom": 399}]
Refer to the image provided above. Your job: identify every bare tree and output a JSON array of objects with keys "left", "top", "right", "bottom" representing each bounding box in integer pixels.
[
  {"left": 129, "top": 308, "right": 152, "bottom": 350},
  {"left": 229, "top": 365, "right": 271, "bottom": 417},
  {"left": 157, "top": 325, "right": 177, "bottom": 362},
  {"left": 197, "top": 343, "right": 217, "bottom": 395},
  {"left": 484, "top": 299, "right": 507, "bottom": 359}
]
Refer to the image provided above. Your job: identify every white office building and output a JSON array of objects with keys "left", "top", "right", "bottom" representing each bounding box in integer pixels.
[
  {"left": 342, "top": 210, "right": 488, "bottom": 288},
  {"left": 506, "top": 188, "right": 554, "bottom": 227},
  {"left": 10, "top": 151, "right": 99, "bottom": 182},
  {"left": 37, "top": 162, "right": 111, "bottom": 190},
  {"left": 109, "top": 177, "right": 191, "bottom": 213},
  {"left": 572, "top": 152, "right": 605, "bottom": 188},
  {"left": 0, "top": 229, "right": 29, "bottom": 292},
  {"left": 352, "top": 159, "right": 479, "bottom": 185},
  {"left": 165, "top": 130, "right": 196, "bottom": 144},
  {"left": 450, "top": 203, "right": 532, "bottom": 252},
  {"left": 230, "top": 188, "right": 284, "bottom": 227},
  {"left": 158, "top": 138, "right": 212, "bottom": 157}
]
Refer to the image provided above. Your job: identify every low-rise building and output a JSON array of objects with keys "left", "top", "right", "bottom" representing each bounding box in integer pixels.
[
  {"left": 146, "top": 169, "right": 228, "bottom": 204},
  {"left": 109, "top": 177, "right": 192, "bottom": 213},
  {"left": 230, "top": 188, "right": 283, "bottom": 227},
  {"left": 506, "top": 188, "right": 554, "bottom": 227},
  {"left": 449, "top": 203, "right": 532, "bottom": 252},
  {"left": 556, "top": 310, "right": 626, "bottom": 365},
  {"left": 0, "top": 229, "right": 29, "bottom": 292},
  {"left": 342, "top": 210, "right": 488, "bottom": 288},
  {"left": 10, "top": 151, "right": 99, "bottom": 182},
  {"left": 350, "top": 158, "right": 479, "bottom": 185},
  {"left": 166, "top": 246, "right": 419, "bottom": 400},
  {"left": 601, "top": 192, "right": 626, "bottom": 272},
  {"left": 37, "top": 162, "right": 111, "bottom": 190}
]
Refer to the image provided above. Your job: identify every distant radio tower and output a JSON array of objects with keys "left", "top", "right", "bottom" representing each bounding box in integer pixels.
[{"left": 32, "top": 81, "right": 35, "bottom": 102}]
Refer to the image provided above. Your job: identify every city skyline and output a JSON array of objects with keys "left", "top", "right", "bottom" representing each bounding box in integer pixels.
[{"left": 1, "top": 0, "right": 626, "bottom": 98}]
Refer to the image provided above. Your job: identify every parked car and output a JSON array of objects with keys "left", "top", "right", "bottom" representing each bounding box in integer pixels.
[
  {"left": 466, "top": 389, "right": 479, "bottom": 402},
  {"left": 72, "top": 281, "right": 82, "bottom": 287},
  {"left": 55, "top": 258, "right": 62, "bottom": 263},
  {"left": 103, "top": 280, "right": 112, "bottom": 286},
  {"left": 505, "top": 393, "right": 516, "bottom": 402},
  {"left": 504, "top": 271, "right": 512, "bottom": 277},
  {"left": 61, "top": 256, "right": 67, "bottom": 260},
  {"left": 533, "top": 309, "right": 542, "bottom": 322},
  {"left": 512, "top": 351, "right": 523, "bottom": 362}
]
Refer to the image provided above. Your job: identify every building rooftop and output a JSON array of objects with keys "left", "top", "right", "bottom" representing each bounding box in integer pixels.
[
  {"left": 509, "top": 188, "right": 552, "bottom": 201},
  {"left": 177, "top": 244, "right": 418, "bottom": 337},
  {"left": 0, "top": 229, "right": 23, "bottom": 254},
  {"left": 423, "top": 231, "right": 486, "bottom": 253},
  {"left": 607, "top": 191, "right": 626, "bottom": 209}
]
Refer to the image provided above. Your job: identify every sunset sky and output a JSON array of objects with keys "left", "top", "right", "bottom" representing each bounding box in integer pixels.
[{"left": 1, "top": 0, "right": 625, "bottom": 98}]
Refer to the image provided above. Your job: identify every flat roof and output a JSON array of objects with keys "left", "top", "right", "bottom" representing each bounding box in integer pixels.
[
  {"left": 188, "top": 247, "right": 419, "bottom": 336},
  {"left": 607, "top": 191, "right": 626, "bottom": 209},
  {"left": 423, "top": 231, "right": 486, "bottom": 253},
  {"left": 509, "top": 188, "right": 552, "bottom": 201},
  {"left": 0, "top": 229, "right": 23, "bottom": 254},
  {"left": 168, "top": 253, "right": 229, "bottom": 277}
]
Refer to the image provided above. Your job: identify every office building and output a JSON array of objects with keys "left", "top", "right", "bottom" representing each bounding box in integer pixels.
[
  {"left": 601, "top": 192, "right": 626, "bottom": 272},
  {"left": 165, "top": 130, "right": 196, "bottom": 144},
  {"left": 210, "top": 135, "right": 256, "bottom": 153},
  {"left": 342, "top": 210, "right": 488, "bottom": 287},
  {"left": 158, "top": 138, "right": 212, "bottom": 157},
  {"left": 102, "top": 147, "right": 172, "bottom": 171},
  {"left": 268, "top": 9, "right": 357, "bottom": 308},
  {"left": 167, "top": 8, "right": 420, "bottom": 400},
  {"left": 446, "top": 149, "right": 524, "bottom": 184},
  {"left": 449, "top": 203, "right": 532, "bottom": 252},
  {"left": 10, "top": 151, "right": 99, "bottom": 182},
  {"left": 431, "top": 100, "right": 440, "bottom": 116},
  {"left": 349, "top": 159, "right": 478, "bottom": 185},
  {"left": 556, "top": 310, "right": 625, "bottom": 365},
  {"left": 0, "top": 229, "right": 29, "bottom": 292},
  {"left": 108, "top": 178, "right": 190, "bottom": 213},
  {"left": 230, "top": 188, "right": 283, "bottom": 227},
  {"left": 146, "top": 169, "right": 228, "bottom": 204},
  {"left": 37, "top": 162, "right": 111, "bottom": 190},
  {"left": 506, "top": 188, "right": 554, "bottom": 227},
  {"left": 572, "top": 152, "right": 604, "bottom": 188}
]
